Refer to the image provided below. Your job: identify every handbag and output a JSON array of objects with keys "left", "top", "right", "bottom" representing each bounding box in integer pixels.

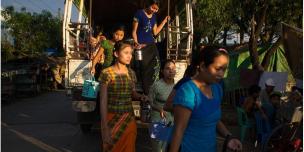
[
  {"left": 149, "top": 118, "right": 173, "bottom": 142},
  {"left": 81, "top": 76, "right": 100, "bottom": 99}
]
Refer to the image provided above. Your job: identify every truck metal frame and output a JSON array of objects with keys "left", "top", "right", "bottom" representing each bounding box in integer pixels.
[{"left": 62, "top": 0, "right": 194, "bottom": 133}]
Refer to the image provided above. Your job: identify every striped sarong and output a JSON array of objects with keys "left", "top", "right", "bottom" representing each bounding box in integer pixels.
[{"left": 102, "top": 112, "right": 137, "bottom": 152}]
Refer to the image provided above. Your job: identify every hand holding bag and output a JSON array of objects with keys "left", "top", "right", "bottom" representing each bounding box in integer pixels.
[
  {"left": 149, "top": 118, "right": 173, "bottom": 142},
  {"left": 82, "top": 76, "right": 100, "bottom": 99}
]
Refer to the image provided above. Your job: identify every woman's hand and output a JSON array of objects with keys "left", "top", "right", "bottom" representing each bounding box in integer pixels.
[
  {"left": 134, "top": 42, "right": 140, "bottom": 48},
  {"left": 140, "top": 95, "right": 149, "bottom": 102},
  {"left": 102, "top": 128, "right": 113, "bottom": 151},
  {"left": 164, "top": 16, "right": 171, "bottom": 23},
  {"left": 90, "top": 36, "right": 98, "bottom": 47},
  {"left": 90, "top": 67, "right": 96, "bottom": 74},
  {"left": 99, "top": 35, "right": 107, "bottom": 41},
  {"left": 160, "top": 109, "right": 167, "bottom": 119},
  {"left": 134, "top": 43, "right": 147, "bottom": 49},
  {"left": 227, "top": 138, "right": 242, "bottom": 152}
]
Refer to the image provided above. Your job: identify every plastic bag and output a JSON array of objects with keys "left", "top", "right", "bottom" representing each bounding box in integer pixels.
[
  {"left": 81, "top": 76, "right": 99, "bottom": 99},
  {"left": 149, "top": 118, "right": 173, "bottom": 141}
]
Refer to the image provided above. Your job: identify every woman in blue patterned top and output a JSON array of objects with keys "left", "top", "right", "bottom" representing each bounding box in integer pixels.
[
  {"left": 131, "top": 0, "right": 170, "bottom": 94},
  {"left": 169, "top": 46, "right": 242, "bottom": 152}
]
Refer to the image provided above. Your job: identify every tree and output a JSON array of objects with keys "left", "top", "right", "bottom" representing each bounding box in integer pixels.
[
  {"left": 192, "top": 0, "right": 302, "bottom": 70},
  {"left": 1, "top": 39, "right": 15, "bottom": 63},
  {"left": 192, "top": 0, "right": 235, "bottom": 46},
  {"left": 1, "top": 6, "right": 63, "bottom": 59},
  {"left": 231, "top": 0, "right": 302, "bottom": 71}
]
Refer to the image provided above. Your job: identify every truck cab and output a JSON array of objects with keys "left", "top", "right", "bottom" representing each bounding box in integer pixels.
[{"left": 62, "top": 0, "right": 194, "bottom": 133}]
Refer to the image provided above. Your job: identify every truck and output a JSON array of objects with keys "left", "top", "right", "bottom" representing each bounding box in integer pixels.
[{"left": 62, "top": 0, "right": 194, "bottom": 133}]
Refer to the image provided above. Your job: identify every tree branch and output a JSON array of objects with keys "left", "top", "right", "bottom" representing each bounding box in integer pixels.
[{"left": 254, "top": 3, "right": 268, "bottom": 38}]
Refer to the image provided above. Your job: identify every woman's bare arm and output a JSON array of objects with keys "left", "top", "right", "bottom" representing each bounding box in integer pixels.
[
  {"left": 216, "top": 120, "right": 232, "bottom": 137},
  {"left": 153, "top": 16, "right": 170, "bottom": 36},
  {"left": 99, "top": 84, "right": 112, "bottom": 144},
  {"left": 132, "top": 21, "right": 139, "bottom": 44},
  {"left": 163, "top": 90, "right": 176, "bottom": 112},
  {"left": 91, "top": 47, "right": 104, "bottom": 73},
  {"left": 169, "top": 105, "right": 191, "bottom": 152}
]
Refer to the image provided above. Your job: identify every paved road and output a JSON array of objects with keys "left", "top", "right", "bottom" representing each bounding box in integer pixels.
[
  {"left": 2, "top": 91, "right": 254, "bottom": 152},
  {"left": 2, "top": 91, "right": 102, "bottom": 152},
  {"left": 2, "top": 90, "right": 153, "bottom": 152}
]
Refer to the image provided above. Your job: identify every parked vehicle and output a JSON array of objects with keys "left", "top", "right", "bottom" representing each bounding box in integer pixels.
[
  {"left": 1, "top": 72, "right": 14, "bottom": 102},
  {"left": 63, "top": 0, "right": 194, "bottom": 133}
]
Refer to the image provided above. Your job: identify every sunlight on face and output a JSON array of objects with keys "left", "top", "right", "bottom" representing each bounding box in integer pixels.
[
  {"left": 117, "top": 45, "right": 133, "bottom": 65},
  {"left": 149, "top": 4, "right": 159, "bottom": 13},
  {"left": 206, "top": 55, "right": 229, "bottom": 83}
]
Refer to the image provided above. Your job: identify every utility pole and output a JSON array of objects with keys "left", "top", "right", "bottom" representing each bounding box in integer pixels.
[{"left": 57, "top": 8, "right": 62, "bottom": 20}]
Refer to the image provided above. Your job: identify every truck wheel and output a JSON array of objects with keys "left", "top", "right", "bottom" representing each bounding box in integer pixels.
[
  {"left": 34, "top": 84, "right": 41, "bottom": 95},
  {"left": 80, "top": 124, "right": 92, "bottom": 133}
]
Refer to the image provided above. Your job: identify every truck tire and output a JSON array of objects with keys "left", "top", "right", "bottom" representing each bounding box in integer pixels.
[
  {"left": 80, "top": 124, "right": 92, "bottom": 133},
  {"left": 33, "top": 84, "right": 41, "bottom": 95}
]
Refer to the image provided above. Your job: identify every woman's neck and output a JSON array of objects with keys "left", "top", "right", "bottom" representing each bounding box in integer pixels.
[
  {"left": 144, "top": 8, "right": 152, "bottom": 16},
  {"left": 113, "top": 62, "right": 127, "bottom": 74},
  {"left": 193, "top": 74, "right": 209, "bottom": 87},
  {"left": 162, "top": 77, "right": 174, "bottom": 84}
]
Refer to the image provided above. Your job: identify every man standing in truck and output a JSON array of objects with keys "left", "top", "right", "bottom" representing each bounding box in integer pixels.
[{"left": 132, "top": 0, "right": 170, "bottom": 94}]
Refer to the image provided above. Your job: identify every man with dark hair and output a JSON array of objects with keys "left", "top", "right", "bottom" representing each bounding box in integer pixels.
[
  {"left": 268, "top": 91, "right": 282, "bottom": 127},
  {"left": 242, "top": 85, "right": 267, "bottom": 119}
]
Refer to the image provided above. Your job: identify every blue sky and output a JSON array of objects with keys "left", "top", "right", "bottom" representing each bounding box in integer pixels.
[{"left": 2, "top": 0, "right": 78, "bottom": 20}]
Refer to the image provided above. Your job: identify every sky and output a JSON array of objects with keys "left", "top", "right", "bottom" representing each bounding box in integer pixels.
[{"left": 1, "top": 0, "right": 78, "bottom": 20}]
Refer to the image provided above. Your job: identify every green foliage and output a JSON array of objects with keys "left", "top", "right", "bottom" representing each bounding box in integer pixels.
[
  {"left": 1, "top": 40, "right": 15, "bottom": 62},
  {"left": 231, "top": 0, "right": 302, "bottom": 38},
  {"left": 231, "top": 0, "right": 302, "bottom": 70},
  {"left": 267, "top": 0, "right": 302, "bottom": 29},
  {"left": 224, "top": 45, "right": 294, "bottom": 91},
  {"left": 1, "top": 6, "right": 63, "bottom": 58},
  {"left": 193, "top": 0, "right": 235, "bottom": 44},
  {"left": 193, "top": 0, "right": 302, "bottom": 45}
]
